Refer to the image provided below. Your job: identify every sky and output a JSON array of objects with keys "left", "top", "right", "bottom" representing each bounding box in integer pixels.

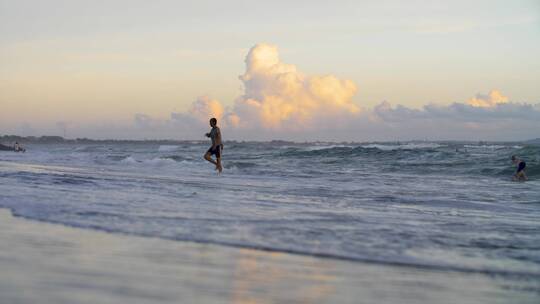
[{"left": 1, "top": 0, "right": 539, "bottom": 141}]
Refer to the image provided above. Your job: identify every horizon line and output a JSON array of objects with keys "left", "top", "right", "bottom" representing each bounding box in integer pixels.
[{"left": 1, "top": 134, "right": 537, "bottom": 144}]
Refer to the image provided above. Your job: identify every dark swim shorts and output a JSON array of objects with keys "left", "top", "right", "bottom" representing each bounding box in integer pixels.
[
  {"left": 517, "top": 161, "right": 526, "bottom": 173},
  {"left": 207, "top": 146, "right": 221, "bottom": 158}
]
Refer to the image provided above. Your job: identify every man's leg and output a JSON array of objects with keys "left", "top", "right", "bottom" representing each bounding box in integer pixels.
[
  {"left": 216, "top": 157, "right": 222, "bottom": 173},
  {"left": 216, "top": 146, "right": 223, "bottom": 173},
  {"left": 204, "top": 152, "right": 217, "bottom": 166}
]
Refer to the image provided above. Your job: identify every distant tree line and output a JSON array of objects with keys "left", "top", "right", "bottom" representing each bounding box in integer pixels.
[
  {"left": 0, "top": 135, "right": 66, "bottom": 143},
  {"left": 0, "top": 135, "right": 208, "bottom": 145}
]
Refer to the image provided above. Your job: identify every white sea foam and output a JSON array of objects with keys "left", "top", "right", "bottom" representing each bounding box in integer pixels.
[
  {"left": 120, "top": 156, "right": 180, "bottom": 167},
  {"left": 145, "top": 158, "right": 177, "bottom": 166},
  {"left": 158, "top": 145, "right": 180, "bottom": 152},
  {"left": 304, "top": 145, "right": 352, "bottom": 151},
  {"left": 464, "top": 145, "right": 506, "bottom": 149},
  {"left": 362, "top": 143, "right": 443, "bottom": 151},
  {"left": 120, "top": 156, "right": 138, "bottom": 164}
]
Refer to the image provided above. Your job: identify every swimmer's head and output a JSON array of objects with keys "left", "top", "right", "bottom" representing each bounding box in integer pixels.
[
  {"left": 511, "top": 155, "right": 519, "bottom": 163},
  {"left": 209, "top": 117, "right": 217, "bottom": 127}
]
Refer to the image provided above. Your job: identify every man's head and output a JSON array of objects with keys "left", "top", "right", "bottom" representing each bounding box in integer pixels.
[
  {"left": 209, "top": 118, "right": 217, "bottom": 127},
  {"left": 511, "top": 155, "right": 519, "bottom": 163}
]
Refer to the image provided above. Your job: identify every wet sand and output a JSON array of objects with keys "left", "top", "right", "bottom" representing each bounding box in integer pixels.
[{"left": 0, "top": 208, "right": 536, "bottom": 304}]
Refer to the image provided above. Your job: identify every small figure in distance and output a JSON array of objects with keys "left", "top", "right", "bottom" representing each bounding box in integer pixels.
[
  {"left": 511, "top": 155, "right": 527, "bottom": 181},
  {"left": 14, "top": 142, "right": 25, "bottom": 153},
  {"left": 204, "top": 117, "right": 223, "bottom": 174}
]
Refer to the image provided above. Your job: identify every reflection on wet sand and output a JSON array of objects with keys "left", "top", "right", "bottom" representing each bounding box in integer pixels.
[
  {"left": 231, "top": 249, "right": 336, "bottom": 303},
  {"left": 0, "top": 209, "right": 537, "bottom": 304}
]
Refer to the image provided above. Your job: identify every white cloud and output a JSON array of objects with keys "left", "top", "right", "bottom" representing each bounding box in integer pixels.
[
  {"left": 113, "top": 46, "right": 540, "bottom": 141},
  {"left": 467, "top": 90, "right": 508, "bottom": 108},
  {"left": 188, "top": 96, "right": 224, "bottom": 124},
  {"left": 368, "top": 92, "right": 540, "bottom": 140},
  {"left": 6, "top": 42, "right": 536, "bottom": 141},
  {"left": 229, "top": 43, "right": 360, "bottom": 130}
]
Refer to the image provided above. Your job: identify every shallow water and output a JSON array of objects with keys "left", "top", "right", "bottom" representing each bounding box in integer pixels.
[
  {"left": 0, "top": 141, "right": 539, "bottom": 283},
  {"left": 2, "top": 209, "right": 537, "bottom": 304}
]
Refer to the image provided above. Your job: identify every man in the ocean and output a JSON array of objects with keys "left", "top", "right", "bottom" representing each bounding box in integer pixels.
[
  {"left": 511, "top": 155, "right": 527, "bottom": 181},
  {"left": 14, "top": 142, "right": 25, "bottom": 152},
  {"left": 204, "top": 117, "right": 223, "bottom": 173}
]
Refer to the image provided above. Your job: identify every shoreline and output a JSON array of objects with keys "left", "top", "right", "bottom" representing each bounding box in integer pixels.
[
  {"left": 0, "top": 208, "right": 538, "bottom": 303},
  {"left": 8, "top": 209, "right": 539, "bottom": 280}
]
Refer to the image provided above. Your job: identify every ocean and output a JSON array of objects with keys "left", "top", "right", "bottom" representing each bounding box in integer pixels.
[{"left": 0, "top": 141, "right": 539, "bottom": 285}]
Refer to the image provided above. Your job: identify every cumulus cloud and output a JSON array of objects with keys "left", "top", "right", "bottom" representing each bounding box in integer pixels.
[
  {"left": 467, "top": 90, "right": 508, "bottom": 107},
  {"left": 188, "top": 96, "right": 224, "bottom": 124},
  {"left": 127, "top": 43, "right": 539, "bottom": 141},
  {"left": 369, "top": 91, "right": 540, "bottom": 140},
  {"left": 373, "top": 92, "right": 539, "bottom": 123},
  {"left": 230, "top": 43, "right": 359, "bottom": 130},
  {"left": 162, "top": 43, "right": 361, "bottom": 137}
]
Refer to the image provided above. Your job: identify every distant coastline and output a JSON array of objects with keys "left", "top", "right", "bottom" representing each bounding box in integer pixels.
[
  {"left": 525, "top": 138, "right": 540, "bottom": 145},
  {"left": 0, "top": 135, "right": 292, "bottom": 145},
  {"left": 1, "top": 134, "right": 539, "bottom": 145},
  {"left": 0, "top": 135, "right": 202, "bottom": 145}
]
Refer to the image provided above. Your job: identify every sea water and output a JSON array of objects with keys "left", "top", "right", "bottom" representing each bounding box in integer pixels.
[{"left": 0, "top": 141, "right": 539, "bottom": 282}]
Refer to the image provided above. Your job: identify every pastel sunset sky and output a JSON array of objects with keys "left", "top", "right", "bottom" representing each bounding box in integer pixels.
[{"left": 1, "top": 0, "right": 539, "bottom": 141}]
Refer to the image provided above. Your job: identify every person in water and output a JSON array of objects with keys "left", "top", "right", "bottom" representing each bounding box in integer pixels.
[
  {"left": 204, "top": 117, "right": 223, "bottom": 173},
  {"left": 14, "top": 142, "right": 25, "bottom": 152},
  {"left": 511, "top": 155, "right": 527, "bottom": 181}
]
